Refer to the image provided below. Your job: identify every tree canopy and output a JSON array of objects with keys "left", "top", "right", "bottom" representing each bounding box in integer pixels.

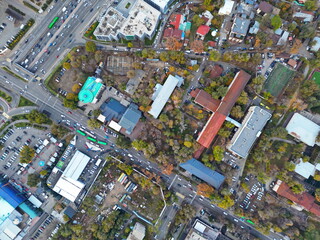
[
  {"left": 20, "top": 145, "right": 35, "bottom": 163},
  {"left": 85, "top": 41, "right": 96, "bottom": 52},
  {"left": 271, "top": 15, "right": 282, "bottom": 29}
]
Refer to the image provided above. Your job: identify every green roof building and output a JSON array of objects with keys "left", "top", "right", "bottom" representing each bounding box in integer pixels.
[{"left": 78, "top": 77, "right": 104, "bottom": 103}]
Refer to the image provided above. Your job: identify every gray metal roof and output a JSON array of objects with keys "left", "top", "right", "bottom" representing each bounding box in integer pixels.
[
  {"left": 119, "top": 104, "right": 141, "bottom": 134},
  {"left": 228, "top": 106, "right": 272, "bottom": 158},
  {"left": 180, "top": 159, "right": 225, "bottom": 189},
  {"left": 231, "top": 17, "right": 250, "bottom": 36}
]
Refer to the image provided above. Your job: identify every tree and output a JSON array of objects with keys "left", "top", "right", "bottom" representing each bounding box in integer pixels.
[
  {"left": 305, "top": 0, "right": 317, "bottom": 10},
  {"left": 300, "top": 79, "right": 319, "bottom": 99},
  {"left": 27, "top": 110, "right": 49, "bottom": 124},
  {"left": 314, "top": 174, "right": 320, "bottom": 181},
  {"left": 213, "top": 146, "right": 224, "bottom": 161},
  {"left": 40, "top": 170, "right": 48, "bottom": 176},
  {"left": 27, "top": 173, "right": 40, "bottom": 187},
  {"left": 288, "top": 23, "right": 297, "bottom": 32},
  {"left": 63, "top": 62, "right": 71, "bottom": 70},
  {"left": 315, "top": 188, "right": 320, "bottom": 202},
  {"left": 127, "top": 42, "right": 133, "bottom": 48},
  {"left": 20, "top": 145, "right": 35, "bottom": 163},
  {"left": 63, "top": 99, "right": 78, "bottom": 109},
  {"left": 271, "top": 15, "right": 282, "bottom": 29},
  {"left": 132, "top": 62, "right": 143, "bottom": 69},
  {"left": 94, "top": 50, "right": 104, "bottom": 62},
  {"left": 51, "top": 124, "right": 69, "bottom": 138},
  {"left": 127, "top": 70, "right": 136, "bottom": 78},
  {"left": 291, "top": 183, "right": 305, "bottom": 194},
  {"left": 159, "top": 51, "right": 170, "bottom": 62},
  {"left": 174, "top": 204, "right": 196, "bottom": 226},
  {"left": 72, "top": 84, "right": 81, "bottom": 93},
  {"left": 87, "top": 119, "right": 102, "bottom": 129},
  {"left": 197, "top": 183, "right": 214, "bottom": 198},
  {"left": 285, "top": 162, "right": 296, "bottom": 172},
  {"left": 237, "top": 91, "right": 249, "bottom": 105},
  {"left": 116, "top": 135, "right": 131, "bottom": 149},
  {"left": 117, "top": 163, "right": 133, "bottom": 175},
  {"left": 218, "top": 195, "right": 235, "bottom": 209},
  {"left": 162, "top": 164, "right": 174, "bottom": 175},
  {"left": 192, "top": 15, "right": 205, "bottom": 27},
  {"left": 165, "top": 37, "right": 182, "bottom": 51},
  {"left": 299, "top": 24, "right": 316, "bottom": 39},
  {"left": 203, "top": 0, "right": 212, "bottom": 6},
  {"left": 190, "top": 40, "right": 204, "bottom": 53},
  {"left": 85, "top": 41, "right": 96, "bottom": 52},
  {"left": 230, "top": 105, "right": 244, "bottom": 119},
  {"left": 209, "top": 50, "right": 221, "bottom": 61},
  {"left": 131, "top": 139, "right": 148, "bottom": 150}
]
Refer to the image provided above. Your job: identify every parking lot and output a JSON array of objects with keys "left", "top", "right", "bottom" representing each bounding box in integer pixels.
[
  {"left": 0, "top": 127, "right": 60, "bottom": 183},
  {"left": 0, "top": 2, "right": 31, "bottom": 50},
  {"left": 239, "top": 175, "right": 265, "bottom": 212}
]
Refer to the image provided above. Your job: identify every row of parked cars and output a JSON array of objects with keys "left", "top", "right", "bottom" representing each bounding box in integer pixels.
[{"left": 31, "top": 215, "right": 55, "bottom": 240}]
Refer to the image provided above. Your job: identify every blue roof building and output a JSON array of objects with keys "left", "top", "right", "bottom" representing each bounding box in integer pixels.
[
  {"left": 100, "top": 98, "right": 127, "bottom": 122},
  {"left": 0, "top": 182, "right": 26, "bottom": 208},
  {"left": 180, "top": 159, "right": 225, "bottom": 189},
  {"left": 119, "top": 104, "right": 141, "bottom": 134}
]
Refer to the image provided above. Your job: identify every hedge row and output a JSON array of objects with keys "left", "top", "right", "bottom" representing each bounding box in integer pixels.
[{"left": 7, "top": 18, "right": 35, "bottom": 50}]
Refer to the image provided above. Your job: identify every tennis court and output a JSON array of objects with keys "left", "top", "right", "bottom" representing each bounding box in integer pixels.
[
  {"left": 264, "top": 63, "right": 295, "bottom": 97},
  {"left": 311, "top": 71, "right": 320, "bottom": 86}
]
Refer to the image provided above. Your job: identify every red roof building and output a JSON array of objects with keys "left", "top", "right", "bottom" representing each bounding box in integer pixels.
[
  {"left": 196, "top": 70, "right": 251, "bottom": 148},
  {"left": 170, "top": 14, "right": 182, "bottom": 29},
  {"left": 190, "top": 89, "right": 220, "bottom": 112},
  {"left": 210, "top": 65, "right": 223, "bottom": 78},
  {"left": 273, "top": 180, "right": 320, "bottom": 216},
  {"left": 163, "top": 28, "right": 183, "bottom": 39},
  {"left": 208, "top": 41, "right": 217, "bottom": 48},
  {"left": 196, "top": 25, "right": 210, "bottom": 36}
]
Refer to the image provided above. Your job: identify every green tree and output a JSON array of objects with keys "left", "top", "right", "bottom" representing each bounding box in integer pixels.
[
  {"left": 27, "top": 110, "right": 49, "bottom": 124},
  {"left": 192, "top": 15, "right": 205, "bottom": 27},
  {"left": 127, "top": 42, "right": 133, "bottom": 48},
  {"left": 203, "top": 0, "right": 212, "bottom": 6},
  {"left": 174, "top": 204, "right": 196, "bottom": 226},
  {"left": 115, "top": 135, "right": 131, "bottom": 149},
  {"left": 209, "top": 50, "right": 221, "bottom": 61},
  {"left": 285, "top": 162, "right": 296, "bottom": 172},
  {"left": 131, "top": 139, "right": 148, "bottom": 150},
  {"left": 288, "top": 23, "right": 297, "bottom": 32},
  {"left": 299, "top": 24, "right": 316, "bottom": 39},
  {"left": 213, "top": 146, "right": 224, "bottom": 162},
  {"left": 230, "top": 105, "right": 244, "bottom": 119},
  {"left": 159, "top": 51, "right": 170, "bottom": 62},
  {"left": 271, "top": 15, "right": 282, "bottom": 29},
  {"left": 20, "top": 145, "right": 35, "bottom": 163},
  {"left": 40, "top": 170, "right": 48, "bottom": 176},
  {"left": 117, "top": 163, "right": 133, "bottom": 175},
  {"left": 94, "top": 50, "right": 104, "bottom": 62},
  {"left": 27, "top": 173, "right": 40, "bottom": 187},
  {"left": 63, "top": 99, "right": 78, "bottom": 109},
  {"left": 85, "top": 41, "right": 96, "bottom": 52},
  {"left": 305, "top": 0, "right": 317, "bottom": 10},
  {"left": 300, "top": 79, "right": 319, "bottom": 99},
  {"left": 237, "top": 91, "right": 249, "bottom": 105},
  {"left": 291, "top": 183, "right": 305, "bottom": 194},
  {"left": 87, "top": 119, "right": 102, "bottom": 129}
]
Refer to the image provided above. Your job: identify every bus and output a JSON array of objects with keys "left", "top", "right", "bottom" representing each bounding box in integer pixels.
[
  {"left": 97, "top": 141, "right": 107, "bottom": 145},
  {"left": 48, "top": 17, "right": 59, "bottom": 29},
  {"left": 76, "top": 130, "right": 86, "bottom": 136},
  {"left": 87, "top": 137, "right": 97, "bottom": 142}
]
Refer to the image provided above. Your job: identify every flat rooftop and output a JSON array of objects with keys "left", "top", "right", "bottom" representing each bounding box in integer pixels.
[{"left": 228, "top": 106, "right": 272, "bottom": 158}]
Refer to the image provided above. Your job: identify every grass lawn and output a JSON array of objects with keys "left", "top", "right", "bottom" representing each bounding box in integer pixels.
[
  {"left": 264, "top": 63, "right": 295, "bottom": 97},
  {"left": 18, "top": 96, "right": 36, "bottom": 107},
  {"left": 311, "top": 71, "right": 320, "bottom": 86}
]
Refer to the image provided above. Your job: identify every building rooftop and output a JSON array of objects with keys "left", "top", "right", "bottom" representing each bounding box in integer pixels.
[
  {"left": 286, "top": 113, "right": 320, "bottom": 146},
  {"left": 293, "top": 11, "right": 314, "bottom": 22},
  {"left": 249, "top": 21, "right": 260, "bottom": 34},
  {"left": 78, "top": 77, "right": 104, "bottom": 103},
  {"left": 163, "top": 28, "right": 183, "bottom": 39},
  {"left": 197, "top": 70, "right": 251, "bottom": 148},
  {"left": 197, "top": 25, "right": 210, "bottom": 36},
  {"left": 180, "top": 158, "right": 225, "bottom": 189},
  {"left": 100, "top": 98, "right": 127, "bottom": 122},
  {"left": 0, "top": 181, "right": 26, "bottom": 209},
  {"left": 190, "top": 89, "right": 221, "bottom": 112},
  {"left": 295, "top": 159, "right": 316, "bottom": 179},
  {"left": 52, "top": 150, "right": 90, "bottom": 202},
  {"left": 311, "top": 37, "right": 320, "bottom": 52},
  {"left": 257, "top": 1, "right": 273, "bottom": 13},
  {"left": 119, "top": 104, "right": 141, "bottom": 134},
  {"left": 148, "top": 75, "right": 182, "bottom": 118},
  {"left": 218, "top": 0, "right": 235, "bottom": 15},
  {"left": 127, "top": 222, "right": 146, "bottom": 240},
  {"left": 94, "top": 0, "right": 160, "bottom": 40},
  {"left": 170, "top": 14, "right": 182, "bottom": 29},
  {"left": 273, "top": 180, "right": 320, "bottom": 216},
  {"left": 231, "top": 16, "right": 250, "bottom": 36},
  {"left": 210, "top": 64, "right": 224, "bottom": 78},
  {"left": 228, "top": 106, "right": 272, "bottom": 158}
]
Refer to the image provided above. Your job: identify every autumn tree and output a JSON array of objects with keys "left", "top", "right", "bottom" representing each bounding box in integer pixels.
[
  {"left": 230, "top": 105, "right": 244, "bottom": 119},
  {"left": 63, "top": 62, "right": 71, "bottom": 70},
  {"left": 94, "top": 50, "right": 104, "bottom": 62},
  {"left": 192, "top": 15, "right": 205, "bottom": 27},
  {"left": 87, "top": 119, "right": 102, "bottom": 129},
  {"left": 162, "top": 164, "right": 174, "bottom": 175},
  {"left": 72, "top": 84, "right": 81, "bottom": 93},
  {"left": 190, "top": 40, "right": 204, "bottom": 53},
  {"left": 315, "top": 188, "right": 320, "bottom": 202},
  {"left": 127, "top": 70, "right": 136, "bottom": 78},
  {"left": 197, "top": 183, "right": 214, "bottom": 198},
  {"left": 20, "top": 146, "right": 35, "bottom": 163},
  {"left": 213, "top": 146, "right": 224, "bottom": 161},
  {"left": 165, "top": 37, "right": 182, "bottom": 51}
]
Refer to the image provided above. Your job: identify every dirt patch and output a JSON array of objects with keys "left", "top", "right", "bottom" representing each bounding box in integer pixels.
[{"left": 101, "top": 181, "right": 125, "bottom": 211}]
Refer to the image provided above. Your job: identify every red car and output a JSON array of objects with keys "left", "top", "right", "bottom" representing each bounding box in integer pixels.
[{"left": 56, "top": 55, "right": 59, "bottom": 58}]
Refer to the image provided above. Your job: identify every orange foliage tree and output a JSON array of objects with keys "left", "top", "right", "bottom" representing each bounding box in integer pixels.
[
  {"left": 165, "top": 37, "right": 182, "bottom": 51},
  {"left": 197, "top": 183, "right": 214, "bottom": 198}
]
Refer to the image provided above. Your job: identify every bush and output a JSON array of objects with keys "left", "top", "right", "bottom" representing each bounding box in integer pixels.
[
  {"left": 23, "top": 1, "right": 39, "bottom": 12},
  {"left": 8, "top": 5, "right": 26, "bottom": 16}
]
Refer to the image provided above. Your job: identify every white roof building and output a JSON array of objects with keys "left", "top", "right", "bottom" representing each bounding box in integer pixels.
[
  {"left": 148, "top": 75, "right": 183, "bottom": 118},
  {"left": 295, "top": 159, "right": 316, "bottom": 179},
  {"left": 127, "top": 222, "right": 146, "bottom": 240},
  {"left": 0, "top": 218, "right": 21, "bottom": 240},
  {"left": 144, "top": 0, "right": 173, "bottom": 13},
  {"left": 28, "top": 195, "right": 42, "bottom": 208},
  {"left": 94, "top": 0, "right": 160, "bottom": 41},
  {"left": 52, "top": 150, "right": 90, "bottom": 202},
  {"left": 311, "top": 37, "right": 320, "bottom": 52},
  {"left": 286, "top": 113, "right": 320, "bottom": 146},
  {"left": 218, "top": 0, "right": 235, "bottom": 15}
]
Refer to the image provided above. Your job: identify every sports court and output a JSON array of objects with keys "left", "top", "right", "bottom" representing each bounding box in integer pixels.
[
  {"left": 311, "top": 70, "right": 320, "bottom": 86},
  {"left": 264, "top": 63, "right": 295, "bottom": 97}
]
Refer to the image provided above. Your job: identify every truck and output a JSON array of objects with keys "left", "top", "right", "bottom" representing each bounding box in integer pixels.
[
  {"left": 95, "top": 158, "right": 102, "bottom": 167},
  {"left": 62, "top": 7, "right": 67, "bottom": 12}
]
